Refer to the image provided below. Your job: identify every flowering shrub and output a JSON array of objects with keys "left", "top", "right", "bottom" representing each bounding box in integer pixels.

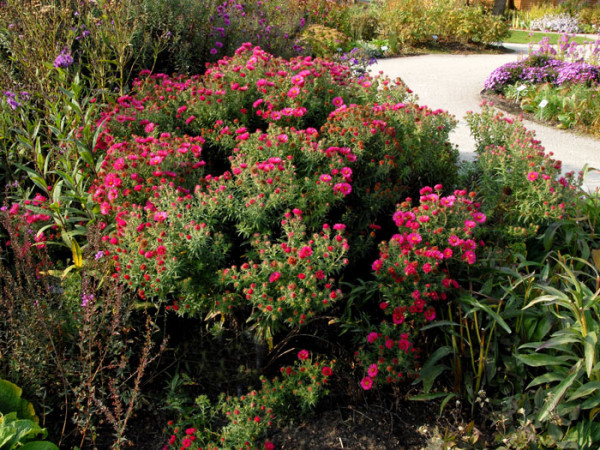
[
  {"left": 484, "top": 55, "right": 600, "bottom": 92},
  {"left": 357, "top": 186, "right": 485, "bottom": 388},
  {"left": 165, "top": 352, "right": 334, "bottom": 449},
  {"left": 97, "top": 43, "right": 413, "bottom": 144},
  {"left": 466, "top": 104, "right": 582, "bottom": 229},
  {"left": 219, "top": 214, "right": 349, "bottom": 339},
  {"left": 483, "top": 34, "right": 600, "bottom": 135}
]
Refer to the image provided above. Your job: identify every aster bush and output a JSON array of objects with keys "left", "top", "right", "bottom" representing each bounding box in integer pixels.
[
  {"left": 164, "top": 351, "right": 334, "bottom": 449},
  {"left": 357, "top": 186, "right": 486, "bottom": 389},
  {"left": 82, "top": 45, "right": 457, "bottom": 337},
  {"left": 466, "top": 103, "right": 582, "bottom": 234},
  {"left": 2, "top": 1, "right": 599, "bottom": 444}
]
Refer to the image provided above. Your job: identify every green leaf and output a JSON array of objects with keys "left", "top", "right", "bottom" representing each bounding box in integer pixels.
[
  {"left": 567, "top": 381, "right": 600, "bottom": 402},
  {"left": 460, "top": 295, "right": 511, "bottom": 334},
  {"left": 21, "top": 441, "right": 60, "bottom": 450},
  {"left": 584, "top": 331, "right": 598, "bottom": 378},
  {"left": 420, "top": 364, "right": 449, "bottom": 394},
  {"left": 516, "top": 353, "right": 571, "bottom": 367},
  {"left": 420, "top": 320, "right": 460, "bottom": 331},
  {"left": 0, "top": 379, "right": 38, "bottom": 422},
  {"left": 526, "top": 372, "right": 564, "bottom": 389},
  {"left": 538, "top": 360, "right": 583, "bottom": 422}
]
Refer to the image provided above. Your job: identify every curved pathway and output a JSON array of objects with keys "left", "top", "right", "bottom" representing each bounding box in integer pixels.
[{"left": 372, "top": 45, "right": 600, "bottom": 192}]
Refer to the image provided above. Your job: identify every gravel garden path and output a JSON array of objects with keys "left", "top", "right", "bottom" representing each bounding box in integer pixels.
[{"left": 372, "top": 44, "right": 600, "bottom": 192}]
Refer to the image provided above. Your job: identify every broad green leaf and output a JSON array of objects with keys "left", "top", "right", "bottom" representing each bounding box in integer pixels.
[
  {"left": 538, "top": 360, "right": 583, "bottom": 422},
  {"left": 460, "top": 295, "right": 511, "bottom": 334},
  {"left": 580, "top": 392, "right": 600, "bottom": 410},
  {"left": 517, "top": 353, "right": 571, "bottom": 367},
  {"left": 527, "top": 372, "right": 564, "bottom": 389},
  {"left": 0, "top": 379, "right": 38, "bottom": 422},
  {"left": 51, "top": 180, "right": 63, "bottom": 206},
  {"left": 567, "top": 381, "right": 600, "bottom": 402}
]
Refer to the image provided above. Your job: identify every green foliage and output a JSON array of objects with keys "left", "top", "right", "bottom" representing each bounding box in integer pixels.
[
  {"left": 164, "top": 353, "right": 334, "bottom": 449},
  {"left": 0, "top": 379, "right": 58, "bottom": 450},
  {"left": 299, "top": 24, "right": 350, "bottom": 57},
  {"left": 378, "top": 0, "right": 509, "bottom": 52},
  {"left": 465, "top": 104, "right": 582, "bottom": 237},
  {"left": 0, "top": 220, "right": 163, "bottom": 448}
]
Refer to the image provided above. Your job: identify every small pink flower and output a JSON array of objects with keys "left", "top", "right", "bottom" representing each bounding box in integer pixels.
[
  {"left": 393, "top": 308, "right": 405, "bottom": 324},
  {"left": 298, "top": 349, "right": 309, "bottom": 360},
  {"left": 472, "top": 212, "right": 486, "bottom": 224},
  {"left": 298, "top": 246, "right": 313, "bottom": 259},
  {"left": 269, "top": 272, "right": 281, "bottom": 283},
  {"left": 448, "top": 235, "right": 462, "bottom": 247},
  {"left": 333, "top": 182, "right": 352, "bottom": 196},
  {"left": 154, "top": 211, "right": 168, "bottom": 222},
  {"left": 287, "top": 86, "right": 300, "bottom": 98},
  {"left": 291, "top": 74, "right": 304, "bottom": 86},
  {"left": 463, "top": 250, "right": 476, "bottom": 265},
  {"left": 527, "top": 171, "right": 539, "bottom": 182},
  {"left": 424, "top": 307, "right": 436, "bottom": 321},
  {"left": 360, "top": 376, "right": 373, "bottom": 390},
  {"left": 332, "top": 96, "right": 344, "bottom": 107},
  {"left": 367, "top": 363, "right": 378, "bottom": 378},
  {"left": 144, "top": 122, "right": 156, "bottom": 133},
  {"left": 367, "top": 332, "right": 379, "bottom": 343}
]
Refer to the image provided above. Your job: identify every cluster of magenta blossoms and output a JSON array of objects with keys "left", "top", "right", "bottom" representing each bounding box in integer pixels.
[
  {"left": 358, "top": 185, "right": 486, "bottom": 389},
  {"left": 164, "top": 351, "right": 334, "bottom": 449}
]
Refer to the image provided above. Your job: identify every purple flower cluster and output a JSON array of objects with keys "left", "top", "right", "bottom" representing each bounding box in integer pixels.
[
  {"left": 3, "top": 91, "right": 29, "bottom": 110},
  {"left": 53, "top": 49, "right": 74, "bottom": 69},
  {"left": 484, "top": 56, "right": 600, "bottom": 91}
]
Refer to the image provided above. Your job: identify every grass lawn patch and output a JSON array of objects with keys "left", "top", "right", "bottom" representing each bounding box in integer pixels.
[{"left": 505, "top": 29, "right": 597, "bottom": 45}]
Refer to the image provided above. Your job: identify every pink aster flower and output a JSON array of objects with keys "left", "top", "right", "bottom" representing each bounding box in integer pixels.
[
  {"left": 366, "top": 332, "right": 379, "bottom": 343},
  {"left": 333, "top": 182, "right": 352, "bottom": 196},
  {"left": 527, "top": 171, "right": 539, "bottom": 181},
  {"left": 332, "top": 96, "right": 344, "bottom": 107},
  {"left": 360, "top": 376, "right": 373, "bottom": 390},
  {"left": 298, "top": 246, "right": 313, "bottom": 259},
  {"left": 298, "top": 349, "right": 309, "bottom": 360},
  {"left": 269, "top": 271, "right": 281, "bottom": 283},
  {"left": 463, "top": 250, "right": 476, "bottom": 265},
  {"left": 367, "top": 363, "right": 378, "bottom": 378}
]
